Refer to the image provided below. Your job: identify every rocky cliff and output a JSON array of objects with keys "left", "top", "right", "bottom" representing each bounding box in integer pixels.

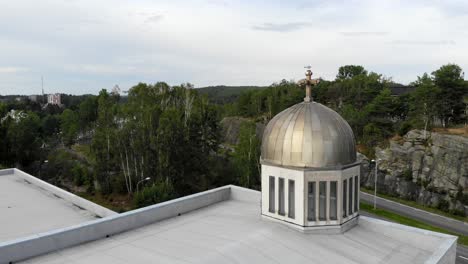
[{"left": 360, "top": 129, "right": 468, "bottom": 215}]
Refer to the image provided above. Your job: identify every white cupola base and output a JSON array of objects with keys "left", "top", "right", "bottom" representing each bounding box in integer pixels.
[{"left": 261, "top": 163, "right": 360, "bottom": 234}]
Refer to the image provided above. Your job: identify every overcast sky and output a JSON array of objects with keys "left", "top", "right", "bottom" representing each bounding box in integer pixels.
[{"left": 1, "top": 0, "right": 467, "bottom": 95}]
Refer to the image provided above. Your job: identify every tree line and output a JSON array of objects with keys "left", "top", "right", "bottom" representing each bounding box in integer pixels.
[
  {"left": 228, "top": 64, "right": 467, "bottom": 153},
  {"left": 223, "top": 64, "right": 467, "bottom": 190},
  {"left": 0, "top": 63, "right": 466, "bottom": 209}
]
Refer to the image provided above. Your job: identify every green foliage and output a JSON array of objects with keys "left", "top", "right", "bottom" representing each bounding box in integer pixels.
[
  {"left": 397, "top": 120, "right": 414, "bottom": 136},
  {"left": 91, "top": 89, "right": 119, "bottom": 194},
  {"left": 78, "top": 96, "right": 98, "bottom": 129},
  {"left": 41, "top": 115, "right": 60, "bottom": 137},
  {"left": 1, "top": 63, "right": 467, "bottom": 213},
  {"left": 365, "top": 88, "right": 397, "bottom": 138},
  {"left": 71, "top": 163, "right": 91, "bottom": 186},
  {"left": 402, "top": 168, "right": 413, "bottom": 181},
  {"left": 340, "top": 104, "right": 367, "bottom": 138},
  {"left": 432, "top": 64, "right": 467, "bottom": 126},
  {"left": 60, "top": 109, "right": 79, "bottom": 146},
  {"left": 87, "top": 83, "right": 221, "bottom": 198},
  {"left": 0, "top": 103, "right": 6, "bottom": 117},
  {"left": 41, "top": 148, "right": 93, "bottom": 189},
  {"left": 459, "top": 193, "right": 468, "bottom": 205},
  {"left": 134, "top": 180, "right": 175, "bottom": 208},
  {"left": 363, "top": 123, "right": 382, "bottom": 148},
  {"left": 336, "top": 65, "right": 368, "bottom": 80},
  {"left": 234, "top": 80, "right": 302, "bottom": 118},
  {"left": 328, "top": 70, "right": 386, "bottom": 110},
  {"left": 408, "top": 73, "right": 441, "bottom": 131},
  {"left": 7, "top": 112, "right": 41, "bottom": 166},
  {"left": 437, "top": 199, "right": 450, "bottom": 212},
  {"left": 233, "top": 121, "right": 261, "bottom": 189},
  {"left": 197, "top": 85, "right": 266, "bottom": 104}
]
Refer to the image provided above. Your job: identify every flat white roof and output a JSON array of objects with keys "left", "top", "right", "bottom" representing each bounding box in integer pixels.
[
  {"left": 0, "top": 173, "right": 97, "bottom": 242},
  {"left": 20, "top": 195, "right": 455, "bottom": 264}
]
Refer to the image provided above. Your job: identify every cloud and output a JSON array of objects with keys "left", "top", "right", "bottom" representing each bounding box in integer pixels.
[
  {"left": 251, "top": 22, "right": 311, "bottom": 32},
  {"left": 388, "top": 40, "right": 456, "bottom": 46},
  {"left": 0, "top": 67, "right": 28, "bottom": 74},
  {"left": 0, "top": 0, "right": 467, "bottom": 94},
  {"left": 67, "top": 64, "right": 139, "bottom": 75},
  {"left": 205, "top": 0, "right": 230, "bottom": 7},
  {"left": 339, "top": 31, "right": 389, "bottom": 37},
  {"left": 145, "top": 14, "right": 164, "bottom": 24}
]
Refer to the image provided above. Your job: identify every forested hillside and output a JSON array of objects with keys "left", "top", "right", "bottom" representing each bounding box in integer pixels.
[
  {"left": 0, "top": 64, "right": 466, "bottom": 212},
  {"left": 196, "top": 85, "right": 266, "bottom": 104}
]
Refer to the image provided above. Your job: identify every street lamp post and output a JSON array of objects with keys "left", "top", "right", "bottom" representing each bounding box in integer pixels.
[{"left": 136, "top": 177, "right": 151, "bottom": 193}]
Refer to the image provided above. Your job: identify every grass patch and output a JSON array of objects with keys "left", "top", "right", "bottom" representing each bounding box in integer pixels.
[
  {"left": 361, "top": 187, "right": 468, "bottom": 223},
  {"left": 360, "top": 201, "right": 468, "bottom": 246}
]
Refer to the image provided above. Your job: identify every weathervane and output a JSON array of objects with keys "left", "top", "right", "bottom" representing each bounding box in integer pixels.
[{"left": 298, "top": 66, "right": 320, "bottom": 102}]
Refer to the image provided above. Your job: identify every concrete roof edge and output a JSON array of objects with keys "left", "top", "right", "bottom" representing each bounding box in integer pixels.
[
  {"left": 0, "top": 184, "right": 232, "bottom": 264},
  {"left": 0, "top": 168, "right": 15, "bottom": 176},
  {"left": 227, "top": 185, "right": 261, "bottom": 203},
  {"left": 424, "top": 236, "right": 458, "bottom": 264},
  {"left": 360, "top": 216, "right": 458, "bottom": 239},
  {"left": 360, "top": 216, "right": 458, "bottom": 264},
  {"left": 12, "top": 168, "right": 117, "bottom": 218}
]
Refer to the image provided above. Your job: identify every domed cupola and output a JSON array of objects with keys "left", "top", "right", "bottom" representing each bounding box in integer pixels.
[
  {"left": 260, "top": 68, "right": 361, "bottom": 233},
  {"left": 261, "top": 101, "right": 357, "bottom": 169}
]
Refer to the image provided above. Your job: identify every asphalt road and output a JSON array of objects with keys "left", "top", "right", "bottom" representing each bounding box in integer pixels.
[
  {"left": 458, "top": 245, "right": 468, "bottom": 264},
  {"left": 360, "top": 192, "right": 468, "bottom": 235},
  {"left": 360, "top": 191, "right": 468, "bottom": 263}
]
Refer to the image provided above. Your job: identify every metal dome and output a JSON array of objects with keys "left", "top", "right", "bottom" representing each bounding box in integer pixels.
[{"left": 261, "top": 101, "right": 357, "bottom": 169}]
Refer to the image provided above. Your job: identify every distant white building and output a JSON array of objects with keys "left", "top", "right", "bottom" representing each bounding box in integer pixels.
[{"left": 47, "top": 93, "right": 61, "bottom": 106}]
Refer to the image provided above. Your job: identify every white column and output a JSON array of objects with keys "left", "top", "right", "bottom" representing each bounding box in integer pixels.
[
  {"left": 338, "top": 178, "right": 342, "bottom": 223},
  {"left": 285, "top": 179, "right": 289, "bottom": 217},
  {"left": 274, "top": 176, "right": 278, "bottom": 215},
  {"left": 357, "top": 175, "right": 360, "bottom": 212},
  {"left": 346, "top": 178, "right": 349, "bottom": 218},
  {"left": 326, "top": 181, "right": 330, "bottom": 222},
  {"left": 351, "top": 176, "right": 354, "bottom": 215},
  {"left": 315, "top": 181, "right": 319, "bottom": 222}
]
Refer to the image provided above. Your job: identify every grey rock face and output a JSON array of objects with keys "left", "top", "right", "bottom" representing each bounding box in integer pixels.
[{"left": 359, "top": 129, "right": 468, "bottom": 213}]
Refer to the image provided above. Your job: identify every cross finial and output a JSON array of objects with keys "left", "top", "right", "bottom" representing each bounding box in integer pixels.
[{"left": 298, "top": 66, "right": 320, "bottom": 102}]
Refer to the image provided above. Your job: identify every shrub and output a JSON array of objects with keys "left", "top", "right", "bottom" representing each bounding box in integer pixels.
[
  {"left": 437, "top": 199, "right": 450, "bottom": 212},
  {"left": 402, "top": 168, "right": 413, "bottom": 181},
  {"left": 71, "top": 164, "right": 89, "bottom": 186},
  {"left": 462, "top": 194, "right": 468, "bottom": 205},
  {"left": 451, "top": 209, "right": 466, "bottom": 217},
  {"left": 398, "top": 121, "right": 413, "bottom": 136},
  {"left": 134, "top": 180, "right": 175, "bottom": 208}
]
